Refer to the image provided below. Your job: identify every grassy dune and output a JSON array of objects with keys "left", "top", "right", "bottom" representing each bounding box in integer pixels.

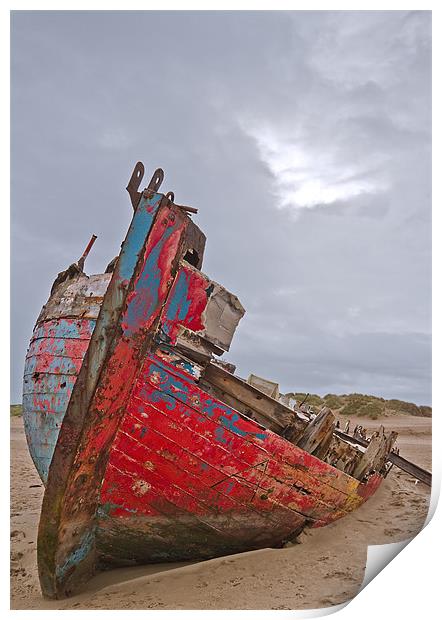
[
  {"left": 10, "top": 404, "right": 23, "bottom": 417},
  {"left": 286, "top": 393, "right": 431, "bottom": 419}
]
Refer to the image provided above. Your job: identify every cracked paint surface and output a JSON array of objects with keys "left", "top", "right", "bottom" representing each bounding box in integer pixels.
[{"left": 25, "top": 181, "right": 386, "bottom": 598}]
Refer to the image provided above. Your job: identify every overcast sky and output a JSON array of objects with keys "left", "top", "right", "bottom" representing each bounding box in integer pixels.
[{"left": 11, "top": 10, "right": 431, "bottom": 405}]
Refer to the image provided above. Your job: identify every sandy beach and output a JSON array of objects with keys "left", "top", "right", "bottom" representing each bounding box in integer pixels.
[{"left": 10, "top": 414, "right": 431, "bottom": 610}]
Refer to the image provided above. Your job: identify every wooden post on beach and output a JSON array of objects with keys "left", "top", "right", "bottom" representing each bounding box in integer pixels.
[
  {"left": 353, "top": 426, "right": 398, "bottom": 480},
  {"left": 297, "top": 407, "right": 335, "bottom": 454}
]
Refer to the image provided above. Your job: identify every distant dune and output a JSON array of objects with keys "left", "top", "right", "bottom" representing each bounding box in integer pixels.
[
  {"left": 282, "top": 393, "right": 432, "bottom": 419},
  {"left": 10, "top": 404, "right": 23, "bottom": 417}
]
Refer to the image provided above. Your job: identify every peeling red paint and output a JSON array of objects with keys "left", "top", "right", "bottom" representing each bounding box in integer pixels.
[{"left": 25, "top": 163, "right": 396, "bottom": 599}]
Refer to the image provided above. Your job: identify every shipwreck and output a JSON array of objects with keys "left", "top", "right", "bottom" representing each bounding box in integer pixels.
[{"left": 22, "top": 162, "right": 431, "bottom": 599}]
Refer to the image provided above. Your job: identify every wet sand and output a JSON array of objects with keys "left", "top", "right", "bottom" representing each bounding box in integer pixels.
[{"left": 10, "top": 414, "right": 431, "bottom": 610}]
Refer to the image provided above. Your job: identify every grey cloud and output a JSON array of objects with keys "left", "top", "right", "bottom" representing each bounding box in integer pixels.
[{"left": 11, "top": 11, "right": 431, "bottom": 405}]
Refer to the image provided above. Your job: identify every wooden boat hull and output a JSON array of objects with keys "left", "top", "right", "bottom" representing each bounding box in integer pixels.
[
  {"left": 23, "top": 164, "right": 386, "bottom": 599},
  {"left": 23, "top": 274, "right": 111, "bottom": 483},
  {"left": 24, "top": 331, "right": 382, "bottom": 560},
  {"left": 24, "top": 302, "right": 383, "bottom": 573},
  {"left": 96, "top": 352, "right": 382, "bottom": 566}
]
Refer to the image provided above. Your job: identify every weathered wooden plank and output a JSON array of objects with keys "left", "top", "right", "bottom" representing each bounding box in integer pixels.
[
  {"left": 26, "top": 337, "right": 89, "bottom": 360},
  {"left": 137, "top": 358, "right": 268, "bottom": 442},
  {"left": 23, "top": 393, "right": 73, "bottom": 416},
  {"left": 335, "top": 429, "right": 432, "bottom": 486},
  {"left": 23, "top": 318, "right": 95, "bottom": 485},
  {"left": 96, "top": 506, "right": 303, "bottom": 566},
  {"left": 260, "top": 431, "right": 361, "bottom": 497},
  {"left": 112, "top": 433, "right": 249, "bottom": 512},
  {"left": 152, "top": 345, "right": 203, "bottom": 381},
  {"left": 353, "top": 426, "right": 397, "bottom": 480},
  {"left": 297, "top": 407, "right": 335, "bottom": 454},
  {"left": 247, "top": 373, "right": 279, "bottom": 399},
  {"left": 37, "top": 273, "right": 111, "bottom": 322},
  {"left": 103, "top": 459, "right": 274, "bottom": 550},
  {"left": 23, "top": 373, "right": 77, "bottom": 395},
  {"left": 23, "top": 331, "right": 87, "bottom": 483},
  {"left": 321, "top": 435, "right": 362, "bottom": 477},
  {"left": 160, "top": 264, "right": 208, "bottom": 344},
  {"left": 203, "top": 283, "right": 245, "bottom": 352},
  {"left": 24, "top": 353, "right": 84, "bottom": 376},
  {"left": 23, "top": 412, "right": 63, "bottom": 431},
  {"left": 388, "top": 452, "right": 432, "bottom": 486},
  {"left": 203, "top": 362, "right": 303, "bottom": 435},
  {"left": 107, "top": 444, "right": 279, "bottom": 535},
  {"left": 32, "top": 318, "right": 96, "bottom": 341},
  {"left": 126, "top": 398, "right": 260, "bottom": 483},
  {"left": 200, "top": 379, "right": 279, "bottom": 432}
]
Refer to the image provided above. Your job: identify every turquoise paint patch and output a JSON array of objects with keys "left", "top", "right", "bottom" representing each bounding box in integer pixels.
[
  {"left": 123, "top": 223, "right": 175, "bottom": 336},
  {"left": 215, "top": 427, "right": 228, "bottom": 444},
  {"left": 149, "top": 389, "right": 177, "bottom": 412},
  {"left": 117, "top": 194, "right": 162, "bottom": 282},
  {"left": 55, "top": 529, "right": 95, "bottom": 580},
  {"left": 98, "top": 503, "right": 137, "bottom": 517},
  {"left": 24, "top": 409, "right": 64, "bottom": 431},
  {"left": 148, "top": 362, "right": 267, "bottom": 442},
  {"left": 202, "top": 400, "right": 266, "bottom": 441},
  {"left": 32, "top": 318, "right": 96, "bottom": 341},
  {"left": 24, "top": 355, "right": 80, "bottom": 376},
  {"left": 162, "top": 269, "right": 192, "bottom": 337},
  {"left": 219, "top": 413, "right": 248, "bottom": 437},
  {"left": 23, "top": 369, "right": 72, "bottom": 482},
  {"left": 143, "top": 367, "right": 190, "bottom": 401},
  {"left": 225, "top": 481, "right": 235, "bottom": 494}
]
